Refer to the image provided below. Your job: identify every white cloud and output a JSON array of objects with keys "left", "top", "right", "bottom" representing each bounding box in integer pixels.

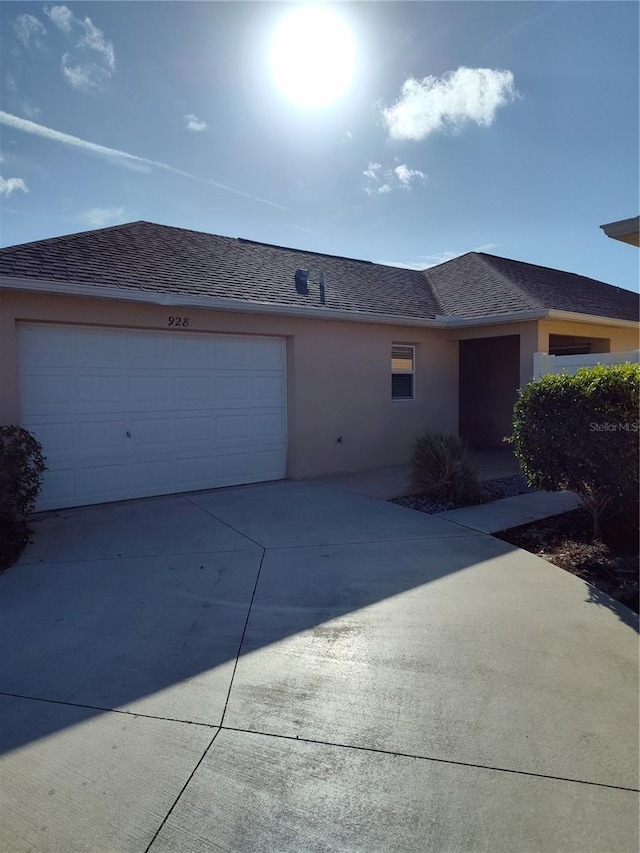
[
  {"left": 394, "top": 164, "right": 426, "bottom": 188},
  {"left": 20, "top": 97, "right": 41, "bottom": 119},
  {"left": 78, "top": 16, "right": 115, "bottom": 69},
  {"left": 382, "top": 67, "right": 517, "bottom": 141},
  {"left": 44, "top": 5, "right": 73, "bottom": 33},
  {"left": 363, "top": 162, "right": 381, "bottom": 181},
  {"left": 0, "top": 111, "right": 285, "bottom": 209},
  {"left": 84, "top": 207, "right": 125, "bottom": 228},
  {"left": 14, "top": 14, "right": 47, "bottom": 49},
  {"left": 0, "top": 176, "right": 29, "bottom": 196},
  {"left": 185, "top": 114, "right": 207, "bottom": 132},
  {"left": 61, "top": 54, "right": 109, "bottom": 92},
  {"left": 363, "top": 161, "right": 426, "bottom": 195},
  {"left": 44, "top": 6, "right": 115, "bottom": 91}
]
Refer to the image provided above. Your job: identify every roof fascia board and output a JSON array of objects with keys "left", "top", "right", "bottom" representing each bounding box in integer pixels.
[
  {"left": 2, "top": 276, "right": 636, "bottom": 329},
  {"left": 545, "top": 309, "right": 639, "bottom": 329},
  {"left": 600, "top": 217, "right": 640, "bottom": 238},
  {"left": 0, "top": 275, "right": 447, "bottom": 328}
]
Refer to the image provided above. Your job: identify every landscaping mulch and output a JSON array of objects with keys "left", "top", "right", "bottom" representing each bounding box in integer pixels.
[
  {"left": 494, "top": 507, "right": 639, "bottom": 614},
  {"left": 391, "top": 473, "right": 534, "bottom": 515}
]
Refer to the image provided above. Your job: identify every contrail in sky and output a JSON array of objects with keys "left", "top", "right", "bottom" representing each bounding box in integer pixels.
[{"left": 0, "top": 111, "right": 285, "bottom": 210}]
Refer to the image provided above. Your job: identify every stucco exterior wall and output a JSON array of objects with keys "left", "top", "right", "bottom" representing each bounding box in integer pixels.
[
  {"left": 0, "top": 290, "right": 459, "bottom": 480},
  {"left": 538, "top": 319, "right": 639, "bottom": 355}
]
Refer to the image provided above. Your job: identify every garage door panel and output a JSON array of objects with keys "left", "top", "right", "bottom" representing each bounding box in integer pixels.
[
  {"left": 77, "top": 419, "right": 129, "bottom": 451},
  {"left": 130, "top": 458, "right": 176, "bottom": 491},
  {"left": 18, "top": 324, "right": 75, "bottom": 365},
  {"left": 78, "top": 374, "right": 126, "bottom": 408},
  {"left": 173, "top": 335, "right": 213, "bottom": 363},
  {"left": 216, "top": 413, "right": 252, "bottom": 442},
  {"left": 174, "top": 375, "right": 212, "bottom": 404},
  {"left": 76, "top": 463, "right": 130, "bottom": 499},
  {"left": 254, "top": 412, "right": 286, "bottom": 441},
  {"left": 251, "top": 337, "right": 285, "bottom": 369},
  {"left": 20, "top": 373, "right": 78, "bottom": 414},
  {"left": 127, "top": 332, "right": 172, "bottom": 363},
  {"left": 24, "top": 421, "right": 76, "bottom": 455},
  {"left": 174, "top": 416, "right": 213, "bottom": 443},
  {"left": 128, "top": 375, "right": 171, "bottom": 405},
  {"left": 18, "top": 324, "right": 286, "bottom": 510},
  {"left": 76, "top": 329, "right": 129, "bottom": 366},
  {"left": 129, "top": 417, "right": 175, "bottom": 447},
  {"left": 215, "top": 338, "right": 254, "bottom": 370},
  {"left": 253, "top": 376, "right": 285, "bottom": 404},
  {"left": 39, "top": 468, "right": 78, "bottom": 506}
]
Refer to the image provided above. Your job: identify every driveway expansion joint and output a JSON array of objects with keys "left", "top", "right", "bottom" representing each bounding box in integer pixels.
[
  {"left": 185, "top": 496, "right": 267, "bottom": 549},
  {"left": 219, "top": 550, "right": 267, "bottom": 724},
  {"left": 0, "top": 691, "right": 220, "bottom": 729},
  {"left": 219, "top": 725, "right": 640, "bottom": 794},
  {"left": 144, "top": 729, "right": 221, "bottom": 853}
]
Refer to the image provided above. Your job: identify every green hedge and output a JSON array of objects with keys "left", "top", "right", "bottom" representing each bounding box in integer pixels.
[
  {"left": 0, "top": 425, "right": 47, "bottom": 525},
  {"left": 509, "top": 363, "right": 639, "bottom": 538}
]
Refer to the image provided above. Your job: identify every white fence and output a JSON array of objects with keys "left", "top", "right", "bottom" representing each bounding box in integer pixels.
[{"left": 533, "top": 350, "right": 640, "bottom": 380}]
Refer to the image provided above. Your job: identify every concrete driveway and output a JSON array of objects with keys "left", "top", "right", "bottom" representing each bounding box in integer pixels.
[{"left": 0, "top": 481, "right": 638, "bottom": 852}]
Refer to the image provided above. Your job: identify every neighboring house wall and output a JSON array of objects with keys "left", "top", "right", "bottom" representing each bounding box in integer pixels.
[{"left": 0, "top": 290, "right": 459, "bottom": 480}]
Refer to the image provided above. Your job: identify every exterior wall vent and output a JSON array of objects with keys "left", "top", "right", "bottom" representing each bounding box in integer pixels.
[{"left": 295, "top": 269, "right": 310, "bottom": 295}]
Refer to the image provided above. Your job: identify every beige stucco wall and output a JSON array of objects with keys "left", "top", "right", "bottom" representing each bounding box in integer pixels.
[
  {"left": 538, "top": 319, "right": 639, "bottom": 355},
  {"left": 0, "top": 290, "right": 459, "bottom": 480}
]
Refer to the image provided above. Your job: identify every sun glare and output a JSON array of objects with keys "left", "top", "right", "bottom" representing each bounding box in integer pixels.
[{"left": 270, "top": 7, "right": 354, "bottom": 108}]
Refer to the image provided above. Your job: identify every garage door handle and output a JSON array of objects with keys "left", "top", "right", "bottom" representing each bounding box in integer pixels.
[{"left": 126, "top": 430, "right": 131, "bottom": 438}]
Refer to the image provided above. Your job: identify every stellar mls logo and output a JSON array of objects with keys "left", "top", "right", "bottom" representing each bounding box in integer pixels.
[{"left": 590, "top": 422, "right": 639, "bottom": 432}]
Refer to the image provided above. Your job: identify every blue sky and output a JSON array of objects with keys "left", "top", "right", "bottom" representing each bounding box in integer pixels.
[{"left": 1, "top": 1, "right": 638, "bottom": 292}]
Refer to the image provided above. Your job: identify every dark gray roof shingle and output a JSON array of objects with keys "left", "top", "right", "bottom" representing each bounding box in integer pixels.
[
  {"left": 0, "top": 221, "right": 441, "bottom": 319},
  {"left": 1, "top": 221, "right": 637, "bottom": 324},
  {"left": 425, "top": 252, "right": 639, "bottom": 322}
]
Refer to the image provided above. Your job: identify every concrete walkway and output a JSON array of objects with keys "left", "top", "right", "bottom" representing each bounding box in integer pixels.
[
  {"left": 438, "top": 489, "right": 583, "bottom": 533},
  {"left": 0, "top": 481, "right": 638, "bottom": 852}
]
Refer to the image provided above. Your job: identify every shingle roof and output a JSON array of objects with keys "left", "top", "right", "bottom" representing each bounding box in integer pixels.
[
  {"left": 0, "top": 220, "right": 637, "bottom": 324},
  {"left": 0, "top": 221, "right": 440, "bottom": 319},
  {"left": 426, "top": 252, "right": 639, "bottom": 322}
]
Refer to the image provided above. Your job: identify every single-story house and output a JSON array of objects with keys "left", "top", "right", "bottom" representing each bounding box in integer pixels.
[{"left": 1, "top": 221, "right": 638, "bottom": 510}]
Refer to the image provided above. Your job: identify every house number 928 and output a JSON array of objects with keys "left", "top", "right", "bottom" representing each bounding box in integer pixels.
[{"left": 168, "top": 316, "right": 189, "bottom": 327}]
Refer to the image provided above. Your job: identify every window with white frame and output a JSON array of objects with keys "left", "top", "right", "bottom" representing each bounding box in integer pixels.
[{"left": 391, "top": 344, "right": 415, "bottom": 400}]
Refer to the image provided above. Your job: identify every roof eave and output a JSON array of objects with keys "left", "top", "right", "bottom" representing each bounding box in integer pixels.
[
  {"left": 600, "top": 216, "right": 640, "bottom": 247},
  {"left": 0, "top": 275, "right": 447, "bottom": 328},
  {"left": 545, "top": 309, "right": 639, "bottom": 329},
  {"left": 1, "top": 276, "right": 637, "bottom": 329}
]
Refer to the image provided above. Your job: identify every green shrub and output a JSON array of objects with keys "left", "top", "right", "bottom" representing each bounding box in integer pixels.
[
  {"left": 409, "top": 432, "right": 482, "bottom": 505},
  {"left": 0, "top": 425, "right": 47, "bottom": 526},
  {"left": 508, "top": 363, "right": 639, "bottom": 539}
]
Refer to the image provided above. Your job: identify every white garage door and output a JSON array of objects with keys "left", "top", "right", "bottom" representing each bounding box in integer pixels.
[{"left": 18, "top": 324, "right": 287, "bottom": 510}]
